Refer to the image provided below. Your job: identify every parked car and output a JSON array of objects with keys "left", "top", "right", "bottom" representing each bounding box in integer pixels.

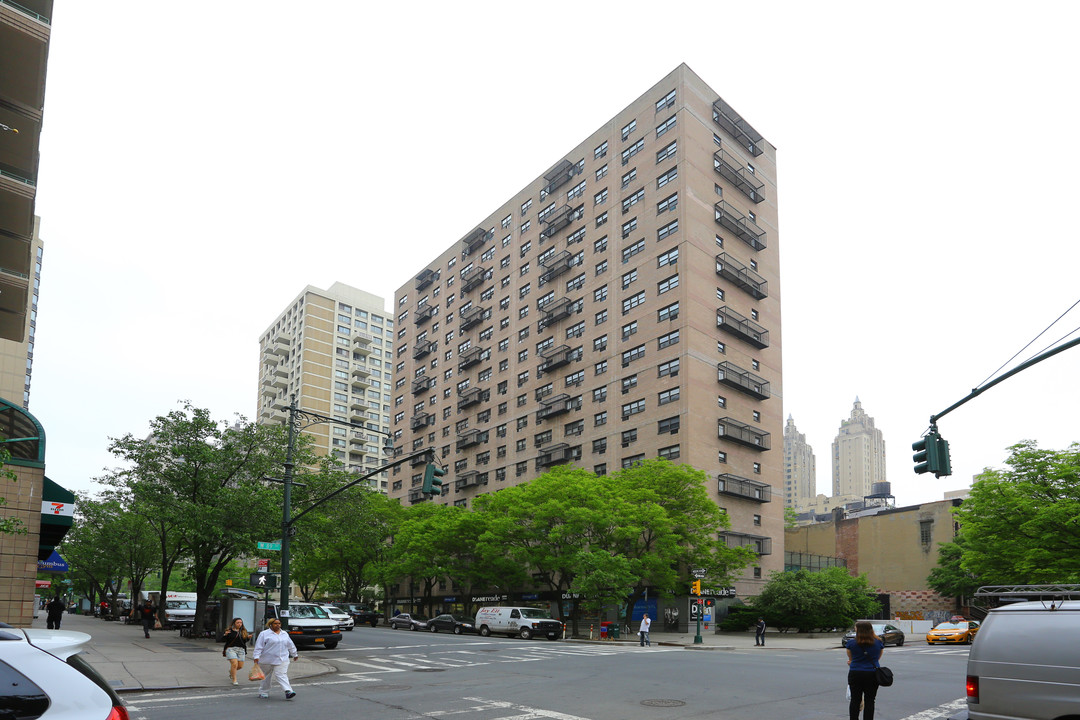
[
  {"left": 341, "top": 603, "right": 382, "bottom": 628},
  {"left": 264, "top": 602, "right": 340, "bottom": 649},
  {"left": 967, "top": 599, "right": 1080, "bottom": 720},
  {"left": 840, "top": 622, "right": 905, "bottom": 647},
  {"left": 427, "top": 614, "right": 476, "bottom": 635},
  {"left": 0, "top": 624, "right": 128, "bottom": 719},
  {"left": 389, "top": 613, "right": 427, "bottom": 631},
  {"left": 319, "top": 604, "right": 355, "bottom": 631},
  {"left": 927, "top": 619, "right": 980, "bottom": 645}
]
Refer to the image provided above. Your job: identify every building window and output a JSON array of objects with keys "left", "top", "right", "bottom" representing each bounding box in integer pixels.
[
  {"left": 920, "top": 520, "right": 933, "bottom": 545},
  {"left": 593, "top": 386, "right": 608, "bottom": 403},
  {"left": 658, "top": 444, "right": 680, "bottom": 460},
  {"left": 658, "top": 274, "right": 679, "bottom": 294},
  {"left": 658, "top": 387, "right": 680, "bottom": 405},
  {"left": 621, "top": 138, "right": 644, "bottom": 166},
  {"left": 621, "top": 400, "right": 645, "bottom": 418},
  {"left": 621, "top": 167, "right": 637, "bottom": 188},
  {"left": 657, "top": 416, "right": 680, "bottom": 434},
  {"left": 656, "top": 141, "right": 677, "bottom": 164},
  {"left": 622, "top": 239, "right": 645, "bottom": 263},
  {"left": 595, "top": 359, "right": 608, "bottom": 375},
  {"left": 621, "top": 269, "right": 637, "bottom": 289},
  {"left": 658, "top": 329, "right": 680, "bottom": 349},
  {"left": 595, "top": 309, "right": 608, "bottom": 325},
  {"left": 657, "top": 166, "right": 678, "bottom": 189},
  {"left": 622, "top": 291, "right": 646, "bottom": 315},
  {"left": 657, "top": 193, "right": 678, "bottom": 214},
  {"left": 753, "top": 462, "right": 762, "bottom": 475},
  {"left": 656, "top": 114, "right": 677, "bottom": 138},
  {"left": 596, "top": 164, "right": 608, "bottom": 181},
  {"left": 717, "top": 395, "right": 726, "bottom": 408},
  {"left": 658, "top": 302, "right": 679, "bottom": 322},
  {"left": 592, "top": 438, "right": 607, "bottom": 454},
  {"left": 753, "top": 514, "right": 762, "bottom": 526},
  {"left": 658, "top": 248, "right": 679, "bottom": 268},
  {"left": 594, "top": 188, "right": 608, "bottom": 205},
  {"left": 658, "top": 358, "right": 679, "bottom": 378},
  {"left": 594, "top": 141, "right": 608, "bottom": 159},
  {"left": 657, "top": 219, "right": 679, "bottom": 241},
  {"left": 594, "top": 411, "right": 607, "bottom": 426},
  {"left": 655, "top": 89, "right": 675, "bottom": 112},
  {"left": 621, "top": 119, "right": 637, "bottom": 141},
  {"left": 621, "top": 217, "right": 638, "bottom": 239}
]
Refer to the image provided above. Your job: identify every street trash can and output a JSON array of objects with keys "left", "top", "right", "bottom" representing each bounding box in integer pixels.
[
  {"left": 610, "top": 622, "right": 620, "bottom": 640},
  {"left": 599, "top": 622, "right": 609, "bottom": 639}
]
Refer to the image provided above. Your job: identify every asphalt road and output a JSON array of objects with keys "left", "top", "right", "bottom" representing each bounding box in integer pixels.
[{"left": 123, "top": 627, "right": 970, "bottom": 720}]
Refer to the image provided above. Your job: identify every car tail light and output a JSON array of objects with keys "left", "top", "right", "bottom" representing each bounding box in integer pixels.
[
  {"left": 107, "top": 704, "right": 130, "bottom": 720},
  {"left": 966, "top": 675, "right": 979, "bottom": 703}
]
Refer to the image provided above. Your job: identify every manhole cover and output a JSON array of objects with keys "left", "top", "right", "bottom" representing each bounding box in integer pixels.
[
  {"left": 414, "top": 668, "right": 445, "bottom": 673},
  {"left": 641, "top": 699, "right": 686, "bottom": 708}
]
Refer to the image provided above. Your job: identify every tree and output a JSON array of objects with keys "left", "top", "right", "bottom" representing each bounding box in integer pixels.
[
  {"left": 927, "top": 538, "right": 982, "bottom": 610},
  {"left": 784, "top": 507, "right": 799, "bottom": 529},
  {"left": 0, "top": 447, "right": 26, "bottom": 536},
  {"left": 57, "top": 495, "right": 128, "bottom": 612},
  {"left": 751, "top": 567, "right": 880, "bottom": 632},
  {"left": 99, "top": 402, "right": 299, "bottom": 631},
  {"left": 955, "top": 441, "right": 1080, "bottom": 584}
]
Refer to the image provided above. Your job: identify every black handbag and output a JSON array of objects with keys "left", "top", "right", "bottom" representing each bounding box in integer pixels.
[{"left": 875, "top": 665, "right": 894, "bottom": 687}]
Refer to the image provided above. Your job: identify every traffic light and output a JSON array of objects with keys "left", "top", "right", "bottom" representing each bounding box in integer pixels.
[
  {"left": 704, "top": 598, "right": 715, "bottom": 607},
  {"left": 691, "top": 580, "right": 701, "bottom": 596},
  {"left": 422, "top": 463, "right": 446, "bottom": 495},
  {"left": 912, "top": 432, "right": 940, "bottom": 475},
  {"left": 912, "top": 431, "right": 953, "bottom": 478}
]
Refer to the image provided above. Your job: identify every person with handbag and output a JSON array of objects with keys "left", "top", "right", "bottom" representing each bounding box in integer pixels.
[
  {"left": 845, "top": 620, "right": 884, "bottom": 720},
  {"left": 252, "top": 618, "right": 299, "bottom": 700},
  {"left": 222, "top": 617, "right": 251, "bottom": 686}
]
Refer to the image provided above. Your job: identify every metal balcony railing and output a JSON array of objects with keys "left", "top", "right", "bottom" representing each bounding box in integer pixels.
[
  {"left": 412, "top": 339, "right": 434, "bottom": 359},
  {"left": 536, "top": 393, "right": 572, "bottom": 422},
  {"left": 717, "top": 473, "right": 772, "bottom": 502},
  {"left": 535, "top": 442, "right": 572, "bottom": 469},
  {"left": 411, "top": 376, "right": 434, "bottom": 395},
  {"left": 542, "top": 159, "right": 576, "bottom": 198},
  {"left": 717, "top": 417, "right": 771, "bottom": 451},
  {"left": 462, "top": 227, "right": 493, "bottom": 256},
  {"left": 538, "top": 297, "right": 576, "bottom": 330},
  {"left": 410, "top": 412, "right": 434, "bottom": 431},
  {"left": 457, "top": 387, "right": 488, "bottom": 410},
  {"left": 722, "top": 532, "right": 772, "bottom": 555},
  {"left": 415, "top": 304, "right": 436, "bottom": 325},
  {"left": 717, "top": 361, "right": 770, "bottom": 400},
  {"left": 462, "top": 265, "right": 490, "bottom": 294},
  {"left": 713, "top": 148, "right": 765, "bottom": 203},
  {"left": 458, "top": 346, "right": 485, "bottom": 371},
  {"left": 415, "top": 268, "right": 438, "bottom": 291},
  {"left": 538, "top": 345, "right": 573, "bottom": 375},
  {"left": 712, "top": 98, "right": 764, "bottom": 157},
  {"left": 539, "top": 250, "right": 573, "bottom": 284},
  {"left": 459, "top": 306, "right": 487, "bottom": 332},
  {"left": 716, "top": 306, "right": 769, "bottom": 349},
  {"left": 714, "top": 200, "right": 767, "bottom": 251},
  {"left": 715, "top": 253, "right": 767, "bottom": 299},
  {"left": 540, "top": 205, "right": 574, "bottom": 241},
  {"left": 455, "top": 470, "right": 481, "bottom": 490},
  {"left": 456, "top": 430, "right": 488, "bottom": 451}
]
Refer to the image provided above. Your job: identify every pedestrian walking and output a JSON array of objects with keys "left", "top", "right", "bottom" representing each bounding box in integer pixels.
[
  {"left": 130, "top": 600, "right": 158, "bottom": 639},
  {"left": 845, "top": 620, "right": 884, "bottom": 720},
  {"left": 252, "top": 618, "right": 298, "bottom": 700},
  {"left": 222, "top": 617, "right": 251, "bottom": 686},
  {"left": 45, "top": 596, "right": 65, "bottom": 630},
  {"left": 638, "top": 613, "right": 652, "bottom": 646},
  {"left": 755, "top": 617, "right": 767, "bottom": 646}
]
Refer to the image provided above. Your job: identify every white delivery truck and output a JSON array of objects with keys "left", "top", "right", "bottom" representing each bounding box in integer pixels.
[{"left": 474, "top": 606, "right": 562, "bottom": 640}]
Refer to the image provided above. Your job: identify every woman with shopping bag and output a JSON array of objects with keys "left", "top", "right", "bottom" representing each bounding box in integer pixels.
[
  {"left": 252, "top": 618, "right": 299, "bottom": 700},
  {"left": 845, "top": 620, "right": 884, "bottom": 720}
]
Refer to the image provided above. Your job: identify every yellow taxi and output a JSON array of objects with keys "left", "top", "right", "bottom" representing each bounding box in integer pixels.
[{"left": 926, "top": 618, "right": 980, "bottom": 644}]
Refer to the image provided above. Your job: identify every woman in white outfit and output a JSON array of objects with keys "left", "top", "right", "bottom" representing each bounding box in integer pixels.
[{"left": 252, "top": 618, "right": 299, "bottom": 700}]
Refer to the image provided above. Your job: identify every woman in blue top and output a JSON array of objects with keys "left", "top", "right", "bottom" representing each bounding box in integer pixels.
[{"left": 845, "top": 620, "right": 884, "bottom": 720}]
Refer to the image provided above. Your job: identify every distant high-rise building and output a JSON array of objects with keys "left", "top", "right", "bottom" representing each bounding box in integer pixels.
[
  {"left": 783, "top": 415, "right": 815, "bottom": 508},
  {"left": 256, "top": 282, "right": 395, "bottom": 492},
  {"left": 831, "top": 397, "right": 886, "bottom": 499},
  {"left": 390, "top": 64, "right": 783, "bottom": 595}
]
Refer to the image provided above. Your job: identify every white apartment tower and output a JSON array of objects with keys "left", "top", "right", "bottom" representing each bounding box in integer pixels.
[
  {"left": 783, "top": 415, "right": 815, "bottom": 508},
  {"left": 831, "top": 397, "right": 886, "bottom": 499},
  {"left": 257, "top": 282, "right": 395, "bottom": 491},
  {"left": 389, "top": 64, "right": 783, "bottom": 595}
]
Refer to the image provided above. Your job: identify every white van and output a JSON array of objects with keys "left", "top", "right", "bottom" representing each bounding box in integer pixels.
[
  {"left": 264, "top": 602, "right": 341, "bottom": 649},
  {"left": 967, "top": 599, "right": 1080, "bottom": 720},
  {"left": 161, "top": 592, "right": 198, "bottom": 629},
  {"left": 474, "top": 606, "right": 562, "bottom": 640}
]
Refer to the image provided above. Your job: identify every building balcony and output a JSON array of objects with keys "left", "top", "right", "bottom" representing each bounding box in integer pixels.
[
  {"left": 260, "top": 383, "right": 277, "bottom": 398},
  {"left": 268, "top": 335, "right": 290, "bottom": 356},
  {"left": 458, "top": 346, "right": 486, "bottom": 371},
  {"left": 717, "top": 473, "right": 772, "bottom": 503},
  {"left": 716, "top": 306, "right": 770, "bottom": 348},
  {"left": 535, "top": 442, "right": 572, "bottom": 469},
  {"left": 415, "top": 268, "right": 438, "bottom": 291},
  {"left": 717, "top": 361, "right": 770, "bottom": 400},
  {"left": 714, "top": 200, "right": 767, "bottom": 251},
  {"left": 459, "top": 305, "right": 487, "bottom": 332},
  {"left": 538, "top": 297, "right": 577, "bottom": 331},
  {"left": 712, "top": 97, "right": 764, "bottom": 157},
  {"left": 411, "top": 375, "right": 435, "bottom": 395},
  {"left": 536, "top": 393, "right": 572, "bottom": 422},
  {"left": 350, "top": 376, "right": 373, "bottom": 392},
  {"left": 412, "top": 339, "right": 434, "bottom": 359},
  {"left": 539, "top": 250, "right": 573, "bottom": 285},
  {"left": 349, "top": 405, "right": 367, "bottom": 423},
  {"left": 351, "top": 364, "right": 371, "bottom": 378},
  {"left": 408, "top": 489, "right": 430, "bottom": 504},
  {"left": 542, "top": 159, "right": 576, "bottom": 198},
  {"left": 456, "top": 429, "right": 488, "bottom": 451},
  {"left": 713, "top": 148, "right": 765, "bottom": 203},
  {"left": 410, "top": 453, "right": 429, "bottom": 467},
  {"left": 410, "top": 412, "right": 434, "bottom": 431},
  {"left": 414, "top": 304, "right": 436, "bottom": 325},
  {"left": 462, "top": 227, "right": 492, "bottom": 256},
  {"left": 538, "top": 344, "right": 573, "bottom": 375},
  {"left": 721, "top": 531, "right": 772, "bottom": 555},
  {"left": 715, "top": 252, "right": 768, "bottom": 300},
  {"left": 717, "top": 417, "right": 771, "bottom": 451},
  {"left": 269, "top": 372, "right": 287, "bottom": 390},
  {"left": 540, "top": 205, "right": 574, "bottom": 241},
  {"left": 455, "top": 470, "right": 481, "bottom": 491},
  {"left": 461, "top": 265, "right": 490, "bottom": 293},
  {"left": 457, "top": 387, "right": 489, "bottom": 410},
  {"left": 352, "top": 332, "right": 372, "bottom": 354}
]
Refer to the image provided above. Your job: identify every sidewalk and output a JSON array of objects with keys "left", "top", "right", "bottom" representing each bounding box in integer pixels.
[
  {"left": 33, "top": 613, "right": 842, "bottom": 693},
  {"left": 31, "top": 612, "right": 336, "bottom": 693}
]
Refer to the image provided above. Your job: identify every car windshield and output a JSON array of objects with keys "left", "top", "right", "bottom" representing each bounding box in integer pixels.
[
  {"left": 934, "top": 622, "right": 968, "bottom": 630},
  {"left": 289, "top": 605, "right": 329, "bottom": 619},
  {"left": 323, "top": 606, "right": 344, "bottom": 614},
  {"left": 166, "top": 601, "right": 195, "bottom": 610},
  {"left": 518, "top": 609, "right": 550, "bottom": 619}
]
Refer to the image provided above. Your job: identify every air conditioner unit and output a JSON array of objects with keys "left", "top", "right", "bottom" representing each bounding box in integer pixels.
[
  {"left": 621, "top": 442, "right": 630, "bottom": 448},
  {"left": 622, "top": 415, "right": 630, "bottom": 421}
]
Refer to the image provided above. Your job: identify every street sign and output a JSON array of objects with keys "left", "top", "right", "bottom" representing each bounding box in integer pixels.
[
  {"left": 256, "top": 559, "right": 269, "bottom": 571},
  {"left": 691, "top": 568, "right": 706, "bottom": 578},
  {"left": 257, "top": 541, "right": 281, "bottom": 551}
]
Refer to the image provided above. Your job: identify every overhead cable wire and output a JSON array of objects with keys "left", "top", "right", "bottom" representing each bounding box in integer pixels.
[{"left": 976, "top": 298, "right": 1080, "bottom": 389}]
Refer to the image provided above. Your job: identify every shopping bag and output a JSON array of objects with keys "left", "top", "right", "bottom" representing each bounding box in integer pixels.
[{"left": 248, "top": 665, "right": 265, "bottom": 681}]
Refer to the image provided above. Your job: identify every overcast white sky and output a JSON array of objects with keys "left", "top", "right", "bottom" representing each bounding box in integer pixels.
[{"left": 30, "top": 1, "right": 1080, "bottom": 507}]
